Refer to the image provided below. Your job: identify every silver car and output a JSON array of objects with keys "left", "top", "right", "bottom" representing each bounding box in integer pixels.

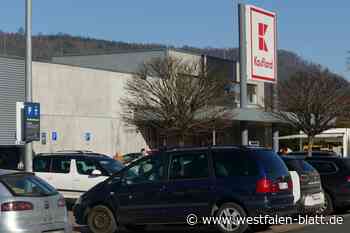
[{"left": 0, "top": 169, "right": 72, "bottom": 233}]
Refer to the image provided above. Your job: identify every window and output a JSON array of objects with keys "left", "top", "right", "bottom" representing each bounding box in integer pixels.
[
  {"left": 307, "top": 161, "right": 338, "bottom": 174},
  {"left": 124, "top": 157, "right": 164, "bottom": 185},
  {"left": 33, "top": 157, "right": 51, "bottom": 172},
  {"left": 247, "top": 84, "right": 257, "bottom": 104},
  {"left": 283, "top": 159, "right": 316, "bottom": 173},
  {"left": 255, "top": 150, "right": 289, "bottom": 178},
  {"left": 51, "top": 158, "right": 71, "bottom": 174},
  {"left": 213, "top": 150, "right": 258, "bottom": 177},
  {"left": 76, "top": 159, "right": 98, "bottom": 175},
  {"left": 1, "top": 174, "right": 57, "bottom": 197},
  {"left": 169, "top": 152, "right": 209, "bottom": 180}
]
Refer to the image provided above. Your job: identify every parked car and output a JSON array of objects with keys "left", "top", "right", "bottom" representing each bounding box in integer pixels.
[
  {"left": 0, "top": 169, "right": 71, "bottom": 233},
  {"left": 281, "top": 155, "right": 324, "bottom": 214},
  {"left": 289, "top": 151, "right": 350, "bottom": 214},
  {"left": 74, "top": 146, "right": 294, "bottom": 233},
  {"left": 33, "top": 151, "right": 124, "bottom": 200}
]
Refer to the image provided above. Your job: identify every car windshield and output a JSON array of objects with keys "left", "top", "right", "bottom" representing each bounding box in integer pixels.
[
  {"left": 123, "top": 153, "right": 142, "bottom": 162},
  {"left": 98, "top": 159, "right": 124, "bottom": 174},
  {"left": 1, "top": 174, "right": 58, "bottom": 197}
]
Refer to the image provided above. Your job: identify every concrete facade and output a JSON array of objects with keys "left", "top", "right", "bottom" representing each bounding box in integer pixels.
[
  {"left": 32, "top": 62, "right": 147, "bottom": 156},
  {"left": 46, "top": 49, "right": 276, "bottom": 152}
]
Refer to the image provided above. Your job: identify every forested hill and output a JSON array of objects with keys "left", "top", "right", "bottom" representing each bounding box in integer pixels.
[{"left": 0, "top": 30, "right": 314, "bottom": 80}]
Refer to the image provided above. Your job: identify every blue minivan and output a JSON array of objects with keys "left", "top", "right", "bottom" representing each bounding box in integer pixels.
[{"left": 74, "top": 146, "right": 295, "bottom": 233}]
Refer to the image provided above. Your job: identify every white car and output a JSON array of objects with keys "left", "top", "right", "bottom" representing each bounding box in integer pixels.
[{"left": 33, "top": 151, "right": 124, "bottom": 200}]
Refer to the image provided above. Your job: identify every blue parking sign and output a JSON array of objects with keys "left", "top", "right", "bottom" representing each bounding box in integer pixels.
[
  {"left": 52, "top": 131, "right": 58, "bottom": 141},
  {"left": 23, "top": 102, "right": 40, "bottom": 142},
  {"left": 25, "top": 102, "right": 40, "bottom": 119}
]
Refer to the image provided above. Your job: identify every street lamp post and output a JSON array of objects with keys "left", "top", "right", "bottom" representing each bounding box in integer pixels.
[
  {"left": 24, "top": 0, "right": 33, "bottom": 172},
  {"left": 238, "top": 3, "right": 249, "bottom": 146}
]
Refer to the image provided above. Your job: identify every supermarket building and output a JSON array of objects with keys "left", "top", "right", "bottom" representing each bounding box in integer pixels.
[{"left": 0, "top": 49, "right": 280, "bottom": 166}]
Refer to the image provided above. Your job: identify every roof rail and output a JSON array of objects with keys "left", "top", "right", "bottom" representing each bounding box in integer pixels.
[
  {"left": 55, "top": 150, "right": 94, "bottom": 154},
  {"left": 157, "top": 144, "right": 267, "bottom": 152}
]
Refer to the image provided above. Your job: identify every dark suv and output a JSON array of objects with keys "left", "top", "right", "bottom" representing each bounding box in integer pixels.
[
  {"left": 74, "top": 146, "right": 294, "bottom": 233},
  {"left": 289, "top": 152, "right": 350, "bottom": 214},
  {"left": 281, "top": 156, "right": 324, "bottom": 213}
]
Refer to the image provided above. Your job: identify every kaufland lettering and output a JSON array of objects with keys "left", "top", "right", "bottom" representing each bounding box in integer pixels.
[
  {"left": 254, "top": 57, "right": 273, "bottom": 69},
  {"left": 255, "top": 22, "right": 273, "bottom": 69}
]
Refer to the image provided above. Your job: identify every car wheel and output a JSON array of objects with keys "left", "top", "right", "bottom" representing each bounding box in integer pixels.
[
  {"left": 87, "top": 205, "right": 118, "bottom": 233},
  {"left": 320, "top": 192, "right": 334, "bottom": 215},
  {"left": 215, "top": 202, "right": 249, "bottom": 233},
  {"left": 124, "top": 224, "right": 147, "bottom": 232}
]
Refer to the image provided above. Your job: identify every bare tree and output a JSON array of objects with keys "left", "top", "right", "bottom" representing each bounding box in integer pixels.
[
  {"left": 274, "top": 67, "right": 350, "bottom": 156},
  {"left": 121, "top": 56, "right": 234, "bottom": 146}
]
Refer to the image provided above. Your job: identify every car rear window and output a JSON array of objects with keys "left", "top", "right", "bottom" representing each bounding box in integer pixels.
[
  {"left": 253, "top": 150, "right": 289, "bottom": 178},
  {"left": 1, "top": 174, "right": 58, "bottom": 197},
  {"left": 307, "top": 161, "right": 338, "bottom": 174},
  {"left": 283, "top": 159, "right": 316, "bottom": 173}
]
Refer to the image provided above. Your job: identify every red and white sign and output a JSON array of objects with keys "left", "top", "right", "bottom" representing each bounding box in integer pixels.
[{"left": 242, "top": 5, "right": 277, "bottom": 83}]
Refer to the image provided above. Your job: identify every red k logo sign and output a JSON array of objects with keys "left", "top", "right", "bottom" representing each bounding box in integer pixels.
[{"left": 258, "top": 23, "right": 268, "bottom": 52}]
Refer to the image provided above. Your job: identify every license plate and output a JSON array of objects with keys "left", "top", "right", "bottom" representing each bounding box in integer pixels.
[
  {"left": 278, "top": 182, "right": 288, "bottom": 190},
  {"left": 304, "top": 192, "right": 324, "bottom": 206},
  {"left": 312, "top": 193, "right": 322, "bottom": 200}
]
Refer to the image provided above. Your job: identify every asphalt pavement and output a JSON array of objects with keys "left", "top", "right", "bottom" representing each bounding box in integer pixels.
[
  {"left": 289, "top": 213, "right": 350, "bottom": 233},
  {"left": 70, "top": 211, "right": 350, "bottom": 233}
]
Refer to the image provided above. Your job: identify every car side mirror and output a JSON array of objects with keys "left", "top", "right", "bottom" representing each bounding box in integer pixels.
[{"left": 91, "top": 169, "right": 102, "bottom": 176}]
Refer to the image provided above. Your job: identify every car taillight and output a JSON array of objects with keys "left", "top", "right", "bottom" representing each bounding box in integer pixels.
[
  {"left": 58, "top": 197, "right": 66, "bottom": 208},
  {"left": 300, "top": 174, "right": 309, "bottom": 183},
  {"left": 1, "top": 201, "right": 33, "bottom": 212},
  {"left": 256, "top": 178, "right": 273, "bottom": 193},
  {"left": 346, "top": 176, "right": 350, "bottom": 183},
  {"left": 256, "top": 178, "right": 291, "bottom": 193}
]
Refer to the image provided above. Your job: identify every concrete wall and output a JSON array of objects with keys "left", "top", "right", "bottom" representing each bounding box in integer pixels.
[{"left": 32, "top": 62, "right": 147, "bottom": 156}]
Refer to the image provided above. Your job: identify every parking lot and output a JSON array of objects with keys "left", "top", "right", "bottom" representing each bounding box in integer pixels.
[{"left": 69, "top": 211, "right": 350, "bottom": 233}]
